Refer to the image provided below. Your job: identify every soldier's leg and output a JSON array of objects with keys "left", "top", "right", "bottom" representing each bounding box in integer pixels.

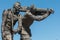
[
  {"left": 2, "top": 26, "right": 13, "bottom": 40},
  {"left": 2, "top": 30, "right": 13, "bottom": 40},
  {"left": 20, "top": 27, "right": 31, "bottom": 40},
  {"left": 20, "top": 34, "right": 31, "bottom": 40}
]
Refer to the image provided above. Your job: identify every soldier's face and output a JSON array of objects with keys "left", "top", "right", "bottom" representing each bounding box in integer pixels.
[{"left": 14, "top": 3, "right": 21, "bottom": 10}]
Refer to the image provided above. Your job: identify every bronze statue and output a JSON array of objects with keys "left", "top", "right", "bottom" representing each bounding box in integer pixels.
[
  {"left": 15, "top": 9, "right": 53, "bottom": 40},
  {"left": 1, "top": 2, "right": 21, "bottom": 40},
  {"left": 1, "top": 2, "right": 54, "bottom": 40}
]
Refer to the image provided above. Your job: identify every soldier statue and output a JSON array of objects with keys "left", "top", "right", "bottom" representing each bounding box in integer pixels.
[
  {"left": 16, "top": 8, "right": 54, "bottom": 40},
  {"left": 1, "top": 2, "right": 54, "bottom": 40},
  {"left": 1, "top": 2, "right": 21, "bottom": 40}
]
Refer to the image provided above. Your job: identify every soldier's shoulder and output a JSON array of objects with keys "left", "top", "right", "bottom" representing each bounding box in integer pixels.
[
  {"left": 3, "top": 8, "right": 12, "bottom": 13},
  {"left": 3, "top": 9, "right": 8, "bottom": 14},
  {"left": 4, "top": 8, "right": 12, "bottom": 11},
  {"left": 7, "top": 8, "right": 12, "bottom": 11}
]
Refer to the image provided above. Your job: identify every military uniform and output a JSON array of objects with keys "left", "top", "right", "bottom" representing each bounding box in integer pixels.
[{"left": 2, "top": 9, "right": 19, "bottom": 40}]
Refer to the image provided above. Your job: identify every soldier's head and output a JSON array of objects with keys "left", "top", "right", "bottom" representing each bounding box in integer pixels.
[{"left": 13, "top": 2, "right": 21, "bottom": 11}]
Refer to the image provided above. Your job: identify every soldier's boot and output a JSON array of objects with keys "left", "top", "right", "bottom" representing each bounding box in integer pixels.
[{"left": 20, "top": 34, "right": 31, "bottom": 40}]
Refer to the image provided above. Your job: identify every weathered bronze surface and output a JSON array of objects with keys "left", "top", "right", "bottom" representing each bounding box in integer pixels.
[{"left": 1, "top": 2, "right": 54, "bottom": 40}]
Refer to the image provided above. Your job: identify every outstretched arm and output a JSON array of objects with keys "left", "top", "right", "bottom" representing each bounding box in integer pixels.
[{"left": 26, "top": 9, "right": 53, "bottom": 21}]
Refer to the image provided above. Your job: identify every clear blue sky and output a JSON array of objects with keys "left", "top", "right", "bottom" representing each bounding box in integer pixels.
[{"left": 0, "top": 0, "right": 60, "bottom": 40}]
